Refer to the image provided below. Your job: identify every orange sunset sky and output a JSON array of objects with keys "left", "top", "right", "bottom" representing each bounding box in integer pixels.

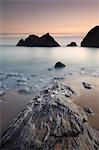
[{"left": 0, "top": 0, "right": 99, "bottom": 35}]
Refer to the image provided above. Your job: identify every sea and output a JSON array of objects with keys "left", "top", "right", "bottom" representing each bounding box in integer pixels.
[{"left": 0, "top": 34, "right": 99, "bottom": 94}]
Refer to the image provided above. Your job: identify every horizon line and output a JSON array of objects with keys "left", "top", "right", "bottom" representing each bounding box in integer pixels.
[{"left": 0, "top": 32, "right": 86, "bottom": 35}]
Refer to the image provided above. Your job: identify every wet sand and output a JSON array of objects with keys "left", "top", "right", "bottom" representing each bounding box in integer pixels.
[
  {"left": 0, "top": 87, "right": 38, "bottom": 137},
  {"left": 63, "top": 75, "right": 99, "bottom": 129},
  {"left": 0, "top": 75, "right": 99, "bottom": 137}
]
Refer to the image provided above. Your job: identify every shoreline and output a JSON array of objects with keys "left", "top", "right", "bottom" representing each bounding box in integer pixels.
[
  {"left": 0, "top": 74, "right": 99, "bottom": 137},
  {"left": 64, "top": 75, "right": 99, "bottom": 129},
  {"left": 1, "top": 78, "right": 99, "bottom": 149}
]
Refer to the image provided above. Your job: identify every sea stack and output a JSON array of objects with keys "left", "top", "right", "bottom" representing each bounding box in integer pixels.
[
  {"left": 67, "top": 42, "right": 77, "bottom": 47},
  {"left": 16, "top": 33, "right": 60, "bottom": 47},
  {"left": 81, "top": 26, "right": 99, "bottom": 48}
]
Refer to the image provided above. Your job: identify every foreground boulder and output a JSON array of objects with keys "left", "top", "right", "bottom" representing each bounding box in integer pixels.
[
  {"left": 1, "top": 81, "right": 99, "bottom": 150},
  {"left": 67, "top": 42, "right": 77, "bottom": 47},
  {"left": 16, "top": 33, "right": 60, "bottom": 47},
  {"left": 81, "top": 26, "right": 99, "bottom": 48},
  {"left": 54, "top": 62, "right": 65, "bottom": 68}
]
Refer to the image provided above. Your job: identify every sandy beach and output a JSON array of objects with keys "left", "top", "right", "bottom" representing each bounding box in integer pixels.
[
  {"left": 63, "top": 75, "right": 99, "bottom": 129},
  {"left": 0, "top": 87, "right": 38, "bottom": 136},
  {"left": 0, "top": 74, "right": 99, "bottom": 137}
]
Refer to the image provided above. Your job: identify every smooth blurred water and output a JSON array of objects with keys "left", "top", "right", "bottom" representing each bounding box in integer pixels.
[
  {"left": 0, "top": 34, "right": 99, "bottom": 91},
  {"left": 0, "top": 45, "right": 99, "bottom": 73}
]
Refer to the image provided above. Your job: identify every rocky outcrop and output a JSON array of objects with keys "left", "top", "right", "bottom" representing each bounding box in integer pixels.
[
  {"left": 67, "top": 42, "right": 77, "bottom": 47},
  {"left": 54, "top": 62, "right": 65, "bottom": 68},
  {"left": 1, "top": 81, "right": 99, "bottom": 150},
  {"left": 81, "top": 26, "right": 99, "bottom": 48},
  {"left": 16, "top": 33, "right": 60, "bottom": 47}
]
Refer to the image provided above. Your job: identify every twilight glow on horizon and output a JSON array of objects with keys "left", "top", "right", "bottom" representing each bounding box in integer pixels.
[{"left": 0, "top": 0, "right": 99, "bottom": 35}]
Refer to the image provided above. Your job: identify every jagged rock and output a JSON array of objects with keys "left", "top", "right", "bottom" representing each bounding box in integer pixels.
[
  {"left": 67, "top": 42, "right": 77, "bottom": 47},
  {"left": 0, "top": 81, "right": 99, "bottom": 150},
  {"left": 54, "top": 62, "right": 65, "bottom": 68},
  {"left": 16, "top": 33, "right": 60, "bottom": 47},
  {"left": 81, "top": 26, "right": 99, "bottom": 48},
  {"left": 82, "top": 82, "right": 93, "bottom": 89}
]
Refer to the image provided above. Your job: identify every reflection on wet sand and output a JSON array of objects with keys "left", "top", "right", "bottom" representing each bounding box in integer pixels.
[{"left": 63, "top": 75, "right": 99, "bottom": 129}]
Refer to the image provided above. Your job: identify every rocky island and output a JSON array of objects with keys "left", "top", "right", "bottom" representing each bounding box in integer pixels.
[
  {"left": 16, "top": 33, "right": 60, "bottom": 47},
  {"left": 67, "top": 42, "right": 77, "bottom": 47},
  {"left": 1, "top": 81, "right": 99, "bottom": 150},
  {"left": 81, "top": 26, "right": 99, "bottom": 48}
]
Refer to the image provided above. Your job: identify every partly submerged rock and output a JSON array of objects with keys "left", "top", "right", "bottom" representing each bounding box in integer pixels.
[
  {"left": 48, "top": 68, "right": 53, "bottom": 71},
  {"left": 82, "top": 82, "right": 93, "bottom": 89},
  {"left": 16, "top": 33, "right": 60, "bottom": 47},
  {"left": 67, "top": 42, "right": 77, "bottom": 47},
  {"left": 18, "top": 87, "right": 30, "bottom": 94},
  {"left": 81, "top": 26, "right": 99, "bottom": 48},
  {"left": 54, "top": 62, "right": 65, "bottom": 68},
  {"left": 1, "top": 81, "right": 99, "bottom": 150}
]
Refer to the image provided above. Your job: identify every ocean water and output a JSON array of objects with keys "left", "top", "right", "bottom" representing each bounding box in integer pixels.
[
  {"left": 0, "top": 34, "right": 99, "bottom": 94},
  {"left": 0, "top": 34, "right": 99, "bottom": 135}
]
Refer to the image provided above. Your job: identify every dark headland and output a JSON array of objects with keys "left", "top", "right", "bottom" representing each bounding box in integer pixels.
[
  {"left": 81, "top": 26, "right": 99, "bottom": 48},
  {"left": 16, "top": 33, "right": 60, "bottom": 47}
]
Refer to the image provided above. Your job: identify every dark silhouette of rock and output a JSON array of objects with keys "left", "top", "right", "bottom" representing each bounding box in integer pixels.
[
  {"left": 67, "top": 42, "right": 77, "bottom": 47},
  {"left": 81, "top": 26, "right": 99, "bottom": 48},
  {"left": 16, "top": 33, "right": 60, "bottom": 47},
  {"left": 54, "top": 62, "right": 65, "bottom": 68},
  {"left": 1, "top": 81, "right": 99, "bottom": 149}
]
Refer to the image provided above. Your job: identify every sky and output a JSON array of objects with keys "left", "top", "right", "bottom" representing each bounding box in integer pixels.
[{"left": 0, "top": 0, "right": 99, "bottom": 35}]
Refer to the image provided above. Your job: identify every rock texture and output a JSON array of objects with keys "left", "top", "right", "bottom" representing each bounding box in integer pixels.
[
  {"left": 67, "top": 42, "right": 77, "bottom": 47},
  {"left": 81, "top": 26, "right": 99, "bottom": 48},
  {"left": 1, "top": 81, "right": 99, "bottom": 150},
  {"left": 54, "top": 62, "right": 65, "bottom": 68},
  {"left": 16, "top": 33, "right": 60, "bottom": 47}
]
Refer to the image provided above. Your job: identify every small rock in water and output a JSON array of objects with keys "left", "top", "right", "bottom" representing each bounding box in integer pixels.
[
  {"left": 54, "top": 76, "right": 65, "bottom": 80},
  {"left": 54, "top": 62, "right": 65, "bottom": 68},
  {"left": 48, "top": 68, "right": 53, "bottom": 71},
  {"left": 82, "top": 82, "right": 93, "bottom": 89},
  {"left": 18, "top": 87, "right": 30, "bottom": 94},
  {"left": 67, "top": 42, "right": 77, "bottom": 47},
  {"left": 83, "top": 106, "right": 94, "bottom": 115}
]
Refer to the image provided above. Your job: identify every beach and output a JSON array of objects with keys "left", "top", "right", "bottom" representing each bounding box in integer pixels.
[
  {"left": 1, "top": 75, "right": 99, "bottom": 149},
  {"left": 0, "top": 74, "right": 99, "bottom": 138}
]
